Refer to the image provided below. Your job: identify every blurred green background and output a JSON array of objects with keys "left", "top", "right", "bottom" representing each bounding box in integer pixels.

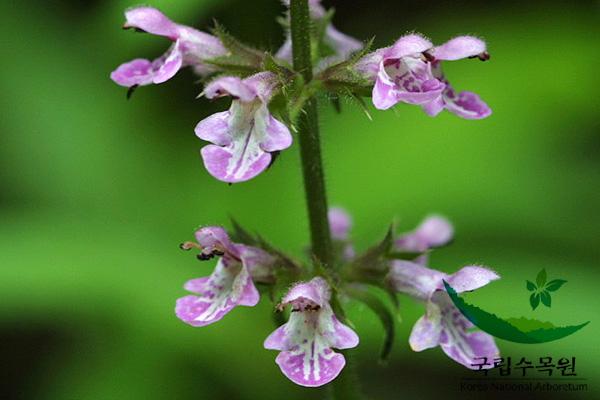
[{"left": 1, "top": 0, "right": 599, "bottom": 399}]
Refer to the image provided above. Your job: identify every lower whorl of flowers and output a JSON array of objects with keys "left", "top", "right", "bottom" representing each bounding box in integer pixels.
[{"left": 173, "top": 211, "right": 501, "bottom": 386}]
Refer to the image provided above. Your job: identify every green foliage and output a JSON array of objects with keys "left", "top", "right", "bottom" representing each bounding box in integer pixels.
[
  {"left": 206, "top": 21, "right": 265, "bottom": 75},
  {"left": 345, "top": 284, "right": 396, "bottom": 363},
  {"left": 349, "top": 226, "right": 393, "bottom": 282},
  {"left": 317, "top": 37, "right": 375, "bottom": 96}
]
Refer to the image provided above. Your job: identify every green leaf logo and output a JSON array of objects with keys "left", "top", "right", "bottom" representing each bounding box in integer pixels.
[
  {"left": 526, "top": 269, "right": 567, "bottom": 310},
  {"left": 530, "top": 292, "right": 540, "bottom": 310},
  {"left": 536, "top": 268, "right": 547, "bottom": 287},
  {"left": 545, "top": 279, "right": 567, "bottom": 292}
]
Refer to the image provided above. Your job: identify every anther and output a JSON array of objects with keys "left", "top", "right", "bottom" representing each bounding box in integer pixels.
[
  {"left": 422, "top": 51, "right": 436, "bottom": 62},
  {"left": 197, "top": 253, "right": 215, "bottom": 261},
  {"left": 127, "top": 85, "right": 138, "bottom": 100},
  {"left": 469, "top": 51, "right": 490, "bottom": 61}
]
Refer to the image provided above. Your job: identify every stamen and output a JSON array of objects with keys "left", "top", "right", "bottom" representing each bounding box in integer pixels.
[
  {"left": 267, "top": 151, "right": 281, "bottom": 170},
  {"left": 180, "top": 241, "right": 201, "bottom": 251},
  {"left": 422, "top": 51, "right": 436, "bottom": 62},
  {"left": 469, "top": 52, "right": 490, "bottom": 61},
  {"left": 197, "top": 253, "right": 215, "bottom": 261},
  {"left": 127, "top": 85, "right": 139, "bottom": 100}
]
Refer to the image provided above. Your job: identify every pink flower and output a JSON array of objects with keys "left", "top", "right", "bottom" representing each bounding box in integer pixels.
[
  {"left": 357, "top": 34, "right": 445, "bottom": 110},
  {"left": 328, "top": 207, "right": 355, "bottom": 261},
  {"left": 357, "top": 34, "right": 491, "bottom": 119},
  {"left": 389, "top": 261, "right": 500, "bottom": 368},
  {"left": 195, "top": 72, "right": 292, "bottom": 183},
  {"left": 110, "top": 7, "right": 227, "bottom": 88},
  {"left": 175, "top": 227, "right": 275, "bottom": 327},
  {"left": 395, "top": 215, "right": 453, "bottom": 264},
  {"left": 276, "top": 0, "right": 362, "bottom": 68},
  {"left": 264, "top": 277, "right": 359, "bottom": 387}
]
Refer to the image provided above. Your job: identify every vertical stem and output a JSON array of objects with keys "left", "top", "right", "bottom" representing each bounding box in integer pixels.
[
  {"left": 289, "top": 2, "right": 365, "bottom": 399},
  {"left": 289, "top": 0, "right": 333, "bottom": 269}
]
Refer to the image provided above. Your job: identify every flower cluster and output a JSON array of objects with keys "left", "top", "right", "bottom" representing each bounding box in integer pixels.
[
  {"left": 111, "top": 2, "right": 491, "bottom": 184},
  {"left": 173, "top": 210, "right": 499, "bottom": 386},
  {"left": 111, "top": 0, "right": 499, "bottom": 390}
]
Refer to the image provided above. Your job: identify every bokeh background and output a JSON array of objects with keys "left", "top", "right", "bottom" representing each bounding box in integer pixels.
[{"left": 1, "top": 0, "right": 599, "bottom": 399}]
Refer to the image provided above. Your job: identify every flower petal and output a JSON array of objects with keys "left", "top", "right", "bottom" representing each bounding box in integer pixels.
[
  {"left": 388, "top": 260, "right": 448, "bottom": 300},
  {"left": 386, "top": 34, "right": 433, "bottom": 59},
  {"left": 200, "top": 101, "right": 277, "bottom": 183},
  {"left": 275, "top": 348, "right": 346, "bottom": 387},
  {"left": 124, "top": 6, "right": 178, "bottom": 39},
  {"left": 110, "top": 42, "right": 183, "bottom": 87},
  {"left": 110, "top": 59, "right": 156, "bottom": 87},
  {"left": 204, "top": 76, "right": 256, "bottom": 102},
  {"left": 264, "top": 324, "right": 287, "bottom": 350},
  {"left": 238, "top": 245, "right": 276, "bottom": 283},
  {"left": 275, "top": 38, "right": 292, "bottom": 62},
  {"left": 203, "top": 145, "right": 272, "bottom": 183},
  {"left": 444, "top": 90, "right": 492, "bottom": 120},
  {"left": 372, "top": 72, "right": 398, "bottom": 110},
  {"left": 446, "top": 266, "right": 499, "bottom": 293},
  {"left": 194, "top": 226, "right": 236, "bottom": 255},
  {"left": 409, "top": 303, "right": 442, "bottom": 351},
  {"left": 394, "top": 80, "right": 445, "bottom": 105},
  {"left": 152, "top": 42, "right": 183, "bottom": 84},
  {"left": 282, "top": 277, "right": 330, "bottom": 309},
  {"left": 355, "top": 48, "right": 385, "bottom": 80},
  {"left": 195, "top": 111, "right": 232, "bottom": 146},
  {"left": 175, "top": 259, "right": 258, "bottom": 327},
  {"left": 328, "top": 208, "right": 352, "bottom": 241},
  {"left": 332, "top": 315, "right": 360, "bottom": 349},
  {"left": 177, "top": 27, "right": 227, "bottom": 61},
  {"left": 432, "top": 36, "right": 486, "bottom": 61},
  {"left": 395, "top": 214, "right": 453, "bottom": 252},
  {"left": 432, "top": 291, "right": 499, "bottom": 368},
  {"left": 416, "top": 215, "right": 454, "bottom": 248},
  {"left": 324, "top": 25, "right": 363, "bottom": 58},
  {"left": 259, "top": 116, "right": 293, "bottom": 152},
  {"left": 244, "top": 72, "right": 278, "bottom": 102},
  {"left": 375, "top": 57, "right": 445, "bottom": 108},
  {"left": 422, "top": 95, "right": 445, "bottom": 117}
]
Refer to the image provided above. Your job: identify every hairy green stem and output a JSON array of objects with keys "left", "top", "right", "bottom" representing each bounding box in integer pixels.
[
  {"left": 289, "top": 0, "right": 333, "bottom": 269},
  {"left": 289, "top": 2, "right": 364, "bottom": 399}
]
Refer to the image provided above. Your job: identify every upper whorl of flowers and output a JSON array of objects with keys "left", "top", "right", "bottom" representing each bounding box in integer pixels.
[
  {"left": 111, "top": 1, "right": 499, "bottom": 389},
  {"left": 111, "top": 3, "right": 491, "bottom": 183}
]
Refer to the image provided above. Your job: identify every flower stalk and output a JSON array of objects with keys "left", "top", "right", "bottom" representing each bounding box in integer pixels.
[{"left": 290, "top": 0, "right": 334, "bottom": 269}]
